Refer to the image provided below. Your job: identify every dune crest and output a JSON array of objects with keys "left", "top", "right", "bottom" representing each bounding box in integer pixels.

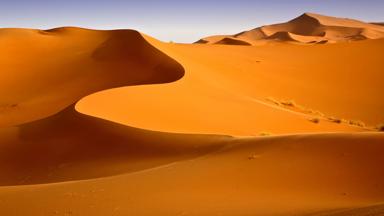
[
  {"left": 80, "top": 37, "right": 384, "bottom": 135},
  {"left": 196, "top": 12, "right": 384, "bottom": 45},
  {"left": 214, "top": 37, "right": 252, "bottom": 45},
  {"left": 0, "top": 105, "right": 227, "bottom": 185},
  {"left": 0, "top": 27, "right": 184, "bottom": 127}
]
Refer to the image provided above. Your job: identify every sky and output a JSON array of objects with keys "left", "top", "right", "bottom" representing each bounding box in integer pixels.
[{"left": 1, "top": 0, "right": 384, "bottom": 42}]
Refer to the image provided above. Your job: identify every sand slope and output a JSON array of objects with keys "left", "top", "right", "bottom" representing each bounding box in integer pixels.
[
  {"left": 0, "top": 27, "right": 184, "bottom": 127},
  {"left": 0, "top": 106, "right": 227, "bottom": 186},
  {"left": 0, "top": 26, "right": 383, "bottom": 216},
  {"left": 78, "top": 37, "right": 384, "bottom": 135},
  {"left": 1, "top": 131, "right": 383, "bottom": 215},
  {"left": 371, "top": 22, "right": 384, "bottom": 26},
  {"left": 197, "top": 13, "right": 384, "bottom": 45},
  {"left": 215, "top": 37, "right": 252, "bottom": 46}
]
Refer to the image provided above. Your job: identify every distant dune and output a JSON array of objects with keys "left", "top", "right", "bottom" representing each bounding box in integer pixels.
[
  {"left": 371, "top": 22, "right": 384, "bottom": 26},
  {"left": 196, "top": 13, "right": 384, "bottom": 45},
  {"left": 215, "top": 37, "right": 252, "bottom": 45},
  {"left": 0, "top": 14, "right": 384, "bottom": 216}
]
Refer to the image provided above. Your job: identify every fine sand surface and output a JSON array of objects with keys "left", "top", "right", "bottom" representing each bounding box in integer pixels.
[
  {"left": 1, "top": 14, "right": 384, "bottom": 215},
  {"left": 78, "top": 36, "right": 384, "bottom": 135}
]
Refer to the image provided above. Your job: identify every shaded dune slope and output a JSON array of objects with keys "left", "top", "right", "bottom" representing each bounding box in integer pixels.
[
  {"left": 371, "top": 22, "right": 384, "bottom": 26},
  {"left": 215, "top": 37, "right": 252, "bottom": 45},
  {"left": 0, "top": 27, "right": 184, "bottom": 127},
  {"left": 265, "top": 31, "right": 323, "bottom": 43},
  {"left": 0, "top": 105, "right": 227, "bottom": 186}
]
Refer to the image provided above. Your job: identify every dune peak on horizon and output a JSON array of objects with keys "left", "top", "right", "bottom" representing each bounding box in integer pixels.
[{"left": 196, "top": 12, "right": 384, "bottom": 45}]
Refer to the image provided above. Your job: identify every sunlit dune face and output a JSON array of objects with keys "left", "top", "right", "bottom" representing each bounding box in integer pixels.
[{"left": 78, "top": 38, "right": 384, "bottom": 136}]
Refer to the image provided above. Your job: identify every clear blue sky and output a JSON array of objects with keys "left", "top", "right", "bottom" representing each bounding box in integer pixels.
[{"left": 1, "top": 0, "right": 383, "bottom": 42}]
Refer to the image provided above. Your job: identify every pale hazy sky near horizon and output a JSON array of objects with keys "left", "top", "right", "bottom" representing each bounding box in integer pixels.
[{"left": 1, "top": 0, "right": 384, "bottom": 42}]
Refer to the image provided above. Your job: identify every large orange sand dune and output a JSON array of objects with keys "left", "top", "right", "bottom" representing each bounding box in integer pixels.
[
  {"left": 1, "top": 13, "right": 384, "bottom": 215},
  {"left": 78, "top": 36, "right": 384, "bottom": 135}
]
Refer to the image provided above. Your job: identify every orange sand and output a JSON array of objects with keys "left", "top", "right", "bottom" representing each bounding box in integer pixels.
[
  {"left": 198, "top": 13, "right": 384, "bottom": 45},
  {"left": 0, "top": 13, "right": 384, "bottom": 216}
]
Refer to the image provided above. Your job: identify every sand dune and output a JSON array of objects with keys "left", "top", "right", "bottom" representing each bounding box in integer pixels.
[
  {"left": 78, "top": 37, "right": 384, "bottom": 135},
  {"left": 197, "top": 13, "right": 384, "bottom": 45},
  {"left": 265, "top": 31, "right": 324, "bottom": 43},
  {"left": 304, "top": 204, "right": 384, "bottom": 216},
  {"left": 1, "top": 131, "right": 383, "bottom": 215},
  {"left": 371, "top": 22, "right": 384, "bottom": 26},
  {"left": 0, "top": 20, "right": 383, "bottom": 216},
  {"left": 0, "top": 27, "right": 184, "bottom": 127},
  {"left": 0, "top": 106, "right": 227, "bottom": 186},
  {"left": 214, "top": 37, "right": 252, "bottom": 45}
]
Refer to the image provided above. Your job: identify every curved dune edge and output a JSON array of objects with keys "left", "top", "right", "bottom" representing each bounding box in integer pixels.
[
  {"left": 0, "top": 104, "right": 230, "bottom": 185},
  {"left": 0, "top": 27, "right": 384, "bottom": 215},
  {"left": 0, "top": 27, "right": 184, "bottom": 127},
  {"left": 0, "top": 27, "right": 232, "bottom": 186},
  {"left": 77, "top": 37, "right": 384, "bottom": 135}
]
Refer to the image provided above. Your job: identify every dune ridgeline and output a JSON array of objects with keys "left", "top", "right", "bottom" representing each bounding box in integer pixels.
[
  {"left": 0, "top": 12, "right": 384, "bottom": 216},
  {"left": 196, "top": 13, "right": 384, "bottom": 45}
]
